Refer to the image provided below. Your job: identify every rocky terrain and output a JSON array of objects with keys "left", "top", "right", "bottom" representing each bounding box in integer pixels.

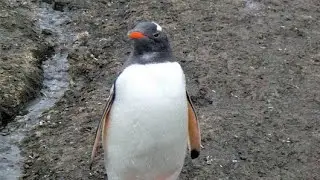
[{"left": 1, "top": 0, "right": 320, "bottom": 179}]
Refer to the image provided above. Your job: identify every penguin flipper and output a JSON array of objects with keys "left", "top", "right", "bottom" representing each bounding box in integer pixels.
[
  {"left": 90, "top": 85, "right": 115, "bottom": 169},
  {"left": 186, "top": 91, "right": 201, "bottom": 159}
]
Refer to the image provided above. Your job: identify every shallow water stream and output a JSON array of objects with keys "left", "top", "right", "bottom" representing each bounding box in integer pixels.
[{"left": 0, "top": 3, "right": 73, "bottom": 179}]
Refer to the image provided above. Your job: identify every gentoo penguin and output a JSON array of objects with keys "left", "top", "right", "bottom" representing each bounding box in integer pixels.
[{"left": 90, "top": 21, "right": 201, "bottom": 180}]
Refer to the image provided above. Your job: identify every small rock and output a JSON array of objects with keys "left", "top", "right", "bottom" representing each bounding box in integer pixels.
[
  {"left": 41, "top": 29, "right": 53, "bottom": 36},
  {"left": 78, "top": 107, "right": 85, "bottom": 112},
  {"left": 76, "top": 31, "right": 89, "bottom": 41},
  {"left": 53, "top": 2, "right": 68, "bottom": 12},
  {"left": 0, "top": 129, "right": 10, "bottom": 136},
  {"left": 0, "top": 11, "right": 9, "bottom": 18},
  {"left": 39, "top": 121, "right": 45, "bottom": 126},
  {"left": 206, "top": 155, "right": 213, "bottom": 165},
  {"left": 19, "top": 109, "right": 29, "bottom": 116},
  {"left": 2, "top": 64, "right": 12, "bottom": 70},
  {"left": 35, "top": 131, "right": 42, "bottom": 137}
]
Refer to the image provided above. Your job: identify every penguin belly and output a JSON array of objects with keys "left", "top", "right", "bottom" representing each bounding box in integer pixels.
[{"left": 105, "top": 62, "right": 188, "bottom": 180}]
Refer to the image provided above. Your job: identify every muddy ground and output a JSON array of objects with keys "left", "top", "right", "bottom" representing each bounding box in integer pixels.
[
  {"left": 0, "top": 0, "right": 60, "bottom": 127},
  {"left": 4, "top": 0, "right": 319, "bottom": 179},
  {"left": 0, "top": 0, "right": 44, "bottom": 127}
]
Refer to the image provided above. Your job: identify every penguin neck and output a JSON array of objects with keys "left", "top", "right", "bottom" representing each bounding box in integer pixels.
[{"left": 129, "top": 49, "right": 173, "bottom": 65}]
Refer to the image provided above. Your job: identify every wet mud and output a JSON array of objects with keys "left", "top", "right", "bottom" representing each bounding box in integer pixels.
[
  {"left": 0, "top": 2, "right": 71, "bottom": 179},
  {"left": 1, "top": 0, "right": 320, "bottom": 179}
]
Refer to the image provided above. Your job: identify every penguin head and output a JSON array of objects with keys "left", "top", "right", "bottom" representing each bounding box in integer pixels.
[{"left": 128, "top": 21, "right": 171, "bottom": 55}]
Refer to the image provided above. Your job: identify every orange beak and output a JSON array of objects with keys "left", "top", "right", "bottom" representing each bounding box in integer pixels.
[{"left": 128, "top": 31, "right": 145, "bottom": 39}]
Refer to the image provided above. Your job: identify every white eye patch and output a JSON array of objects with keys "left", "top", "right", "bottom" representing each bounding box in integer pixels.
[{"left": 152, "top": 22, "right": 162, "bottom": 31}]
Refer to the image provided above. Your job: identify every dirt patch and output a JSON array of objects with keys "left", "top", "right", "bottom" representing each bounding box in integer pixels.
[
  {"left": 0, "top": 0, "right": 53, "bottom": 126},
  {"left": 21, "top": 0, "right": 320, "bottom": 179}
]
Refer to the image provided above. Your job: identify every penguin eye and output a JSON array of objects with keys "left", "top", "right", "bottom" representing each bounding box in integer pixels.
[{"left": 153, "top": 32, "right": 160, "bottom": 38}]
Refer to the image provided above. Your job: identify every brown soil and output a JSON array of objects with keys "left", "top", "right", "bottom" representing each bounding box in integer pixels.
[
  {"left": 19, "top": 0, "right": 320, "bottom": 179},
  {"left": 0, "top": 0, "right": 51, "bottom": 127}
]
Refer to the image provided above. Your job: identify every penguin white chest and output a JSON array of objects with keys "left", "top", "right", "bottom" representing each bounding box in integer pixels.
[{"left": 106, "top": 62, "right": 188, "bottom": 179}]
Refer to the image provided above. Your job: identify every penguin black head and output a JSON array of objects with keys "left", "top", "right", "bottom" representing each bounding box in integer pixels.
[{"left": 128, "top": 21, "right": 171, "bottom": 55}]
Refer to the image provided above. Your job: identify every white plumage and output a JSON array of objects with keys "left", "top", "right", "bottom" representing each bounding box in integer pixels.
[
  {"left": 152, "top": 22, "right": 162, "bottom": 31},
  {"left": 105, "top": 62, "right": 188, "bottom": 180}
]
